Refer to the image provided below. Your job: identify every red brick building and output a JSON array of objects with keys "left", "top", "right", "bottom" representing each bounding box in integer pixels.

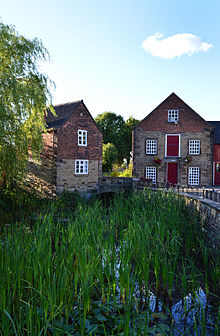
[
  {"left": 208, "top": 121, "right": 220, "bottom": 185},
  {"left": 29, "top": 100, "right": 103, "bottom": 194},
  {"left": 132, "top": 93, "right": 215, "bottom": 186}
]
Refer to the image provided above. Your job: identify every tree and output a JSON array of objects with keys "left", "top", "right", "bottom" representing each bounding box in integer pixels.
[
  {"left": 124, "top": 116, "right": 140, "bottom": 164},
  {"left": 102, "top": 143, "right": 118, "bottom": 172},
  {"left": 95, "top": 112, "right": 126, "bottom": 163},
  {"left": 0, "top": 21, "right": 54, "bottom": 186},
  {"left": 95, "top": 112, "right": 140, "bottom": 167}
]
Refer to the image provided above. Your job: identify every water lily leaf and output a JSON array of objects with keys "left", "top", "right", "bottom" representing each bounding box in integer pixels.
[
  {"left": 85, "top": 319, "right": 91, "bottom": 329},
  {"left": 117, "top": 303, "right": 124, "bottom": 310},
  {"left": 87, "top": 324, "right": 98, "bottom": 333},
  {"left": 152, "top": 312, "right": 168, "bottom": 320},
  {"left": 157, "top": 323, "right": 170, "bottom": 332},
  {"left": 96, "top": 314, "right": 107, "bottom": 322},
  {"left": 93, "top": 308, "right": 102, "bottom": 315}
]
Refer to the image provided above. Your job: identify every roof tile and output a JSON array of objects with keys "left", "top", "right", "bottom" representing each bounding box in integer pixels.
[{"left": 45, "top": 101, "right": 82, "bottom": 128}]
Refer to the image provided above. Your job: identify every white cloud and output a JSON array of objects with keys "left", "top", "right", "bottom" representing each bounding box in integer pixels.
[{"left": 142, "top": 33, "right": 212, "bottom": 59}]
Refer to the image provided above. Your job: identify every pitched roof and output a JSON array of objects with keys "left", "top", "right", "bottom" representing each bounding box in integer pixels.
[
  {"left": 45, "top": 101, "right": 82, "bottom": 128},
  {"left": 208, "top": 121, "right": 220, "bottom": 144},
  {"left": 134, "top": 92, "right": 210, "bottom": 130}
]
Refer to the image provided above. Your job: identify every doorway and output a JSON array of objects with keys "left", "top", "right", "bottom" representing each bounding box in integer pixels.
[
  {"left": 167, "top": 162, "right": 178, "bottom": 184},
  {"left": 214, "top": 162, "right": 220, "bottom": 185}
]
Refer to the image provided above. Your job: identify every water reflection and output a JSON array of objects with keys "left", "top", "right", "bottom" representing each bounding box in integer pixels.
[{"left": 148, "top": 287, "right": 217, "bottom": 335}]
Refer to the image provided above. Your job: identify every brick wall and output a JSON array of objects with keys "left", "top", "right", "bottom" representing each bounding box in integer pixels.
[
  {"left": 26, "top": 101, "right": 103, "bottom": 194},
  {"left": 57, "top": 103, "right": 102, "bottom": 161},
  {"left": 138, "top": 93, "right": 211, "bottom": 133},
  {"left": 56, "top": 102, "right": 102, "bottom": 192}
]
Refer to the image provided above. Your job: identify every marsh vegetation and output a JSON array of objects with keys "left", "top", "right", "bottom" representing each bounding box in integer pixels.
[{"left": 0, "top": 190, "right": 219, "bottom": 335}]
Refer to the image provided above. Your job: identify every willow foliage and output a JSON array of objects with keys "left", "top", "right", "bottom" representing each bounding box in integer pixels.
[{"left": 0, "top": 21, "right": 54, "bottom": 186}]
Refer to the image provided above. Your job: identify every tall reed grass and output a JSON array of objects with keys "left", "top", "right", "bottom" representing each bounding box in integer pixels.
[{"left": 0, "top": 190, "right": 219, "bottom": 335}]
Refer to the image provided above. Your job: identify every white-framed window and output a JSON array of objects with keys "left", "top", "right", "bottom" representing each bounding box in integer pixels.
[
  {"left": 188, "top": 167, "right": 199, "bottom": 185},
  {"left": 189, "top": 140, "right": 200, "bottom": 155},
  {"left": 146, "top": 140, "right": 157, "bottom": 154},
  {"left": 146, "top": 167, "right": 156, "bottom": 183},
  {"left": 168, "top": 110, "right": 179, "bottom": 123},
  {"left": 75, "top": 160, "right": 88, "bottom": 174},
  {"left": 78, "top": 130, "right": 87, "bottom": 146}
]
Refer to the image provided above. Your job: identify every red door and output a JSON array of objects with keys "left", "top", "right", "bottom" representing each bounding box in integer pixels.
[
  {"left": 214, "top": 163, "right": 220, "bottom": 185},
  {"left": 214, "top": 145, "right": 220, "bottom": 185},
  {"left": 167, "top": 162, "right": 178, "bottom": 184},
  {"left": 167, "top": 135, "right": 179, "bottom": 156}
]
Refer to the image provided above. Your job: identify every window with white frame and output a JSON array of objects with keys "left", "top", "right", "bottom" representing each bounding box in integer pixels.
[
  {"left": 146, "top": 140, "right": 157, "bottom": 154},
  {"left": 168, "top": 110, "right": 179, "bottom": 123},
  {"left": 146, "top": 167, "right": 156, "bottom": 183},
  {"left": 78, "top": 130, "right": 87, "bottom": 146},
  {"left": 189, "top": 140, "right": 200, "bottom": 155},
  {"left": 75, "top": 160, "right": 88, "bottom": 174},
  {"left": 188, "top": 167, "right": 199, "bottom": 185}
]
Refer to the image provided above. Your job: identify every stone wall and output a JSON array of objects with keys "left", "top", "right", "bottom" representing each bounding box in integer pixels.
[
  {"left": 26, "top": 157, "right": 56, "bottom": 197},
  {"left": 133, "top": 182, "right": 220, "bottom": 252},
  {"left": 133, "top": 129, "right": 213, "bottom": 185},
  {"left": 181, "top": 193, "right": 220, "bottom": 251},
  {"left": 57, "top": 159, "right": 100, "bottom": 193},
  {"left": 132, "top": 94, "right": 214, "bottom": 186},
  {"left": 25, "top": 131, "right": 57, "bottom": 198},
  {"left": 98, "top": 178, "right": 219, "bottom": 252},
  {"left": 99, "top": 176, "right": 133, "bottom": 193}
]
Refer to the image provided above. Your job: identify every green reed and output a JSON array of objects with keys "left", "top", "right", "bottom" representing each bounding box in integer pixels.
[{"left": 0, "top": 189, "right": 219, "bottom": 335}]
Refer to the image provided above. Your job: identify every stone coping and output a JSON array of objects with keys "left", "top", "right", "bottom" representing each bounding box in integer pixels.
[{"left": 179, "top": 192, "right": 220, "bottom": 211}]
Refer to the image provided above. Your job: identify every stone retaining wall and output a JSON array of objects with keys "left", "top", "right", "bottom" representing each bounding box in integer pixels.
[
  {"left": 134, "top": 183, "right": 220, "bottom": 251},
  {"left": 57, "top": 159, "right": 100, "bottom": 193},
  {"left": 99, "top": 176, "right": 133, "bottom": 193},
  {"left": 25, "top": 157, "right": 56, "bottom": 198},
  {"left": 180, "top": 193, "right": 220, "bottom": 251}
]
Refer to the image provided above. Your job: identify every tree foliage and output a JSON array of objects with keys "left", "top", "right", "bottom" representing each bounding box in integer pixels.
[
  {"left": 95, "top": 112, "right": 125, "bottom": 163},
  {"left": 95, "top": 112, "right": 139, "bottom": 166},
  {"left": 124, "top": 116, "right": 140, "bottom": 164},
  {"left": 0, "top": 21, "right": 54, "bottom": 186},
  {"left": 102, "top": 143, "right": 118, "bottom": 172}
]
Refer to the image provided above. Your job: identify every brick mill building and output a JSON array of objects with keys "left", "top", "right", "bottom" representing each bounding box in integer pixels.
[
  {"left": 208, "top": 121, "right": 220, "bottom": 185},
  {"left": 132, "top": 93, "right": 215, "bottom": 186},
  {"left": 28, "top": 100, "right": 103, "bottom": 195}
]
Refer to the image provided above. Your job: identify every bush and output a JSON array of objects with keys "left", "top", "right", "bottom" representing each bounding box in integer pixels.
[{"left": 118, "top": 163, "right": 132, "bottom": 177}]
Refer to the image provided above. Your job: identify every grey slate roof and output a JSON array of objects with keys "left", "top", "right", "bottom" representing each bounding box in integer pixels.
[
  {"left": 45, "top": 101, "right": 82, "bottom": 129},
  {"left": 208, "top": 121, "right": 220, "bottom": 144}
]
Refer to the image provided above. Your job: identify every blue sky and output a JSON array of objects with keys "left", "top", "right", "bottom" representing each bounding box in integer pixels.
[{"left": 1, "top": 0, "right": 220, "bottom": 121}]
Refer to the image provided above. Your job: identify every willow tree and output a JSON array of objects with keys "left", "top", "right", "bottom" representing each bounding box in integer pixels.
[{"left": 0, "top": 21, "right": 54, "bottom": 187}]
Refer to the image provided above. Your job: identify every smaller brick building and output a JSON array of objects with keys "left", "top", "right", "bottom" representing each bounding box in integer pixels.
[
  {"left": 30, "top": 100, "right": 103, "bottom": 194},
  {"left": 132, "top": 93, "right": 214, "bottom": 186}
]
